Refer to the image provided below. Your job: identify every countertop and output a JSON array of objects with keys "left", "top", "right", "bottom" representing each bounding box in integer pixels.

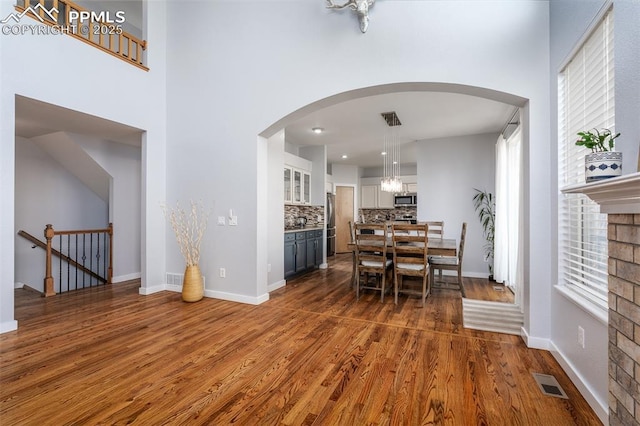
[{"left": 284, "top": 225, "right": 324, "bottom": 233}]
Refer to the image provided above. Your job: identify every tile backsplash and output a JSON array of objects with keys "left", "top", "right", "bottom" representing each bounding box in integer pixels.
[
  {"left": 359, "top": 207, "right": 417, "bottom": 223},
  {"left": 285, "top": 205, "right": 324, "bottom": 228}
]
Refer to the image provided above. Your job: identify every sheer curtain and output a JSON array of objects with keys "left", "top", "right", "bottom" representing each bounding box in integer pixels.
[{"left": 494, "top": 120, "right": 523, "bottom": 305}]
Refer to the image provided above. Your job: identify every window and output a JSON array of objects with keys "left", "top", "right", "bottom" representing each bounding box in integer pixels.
[{"left": 558, "top": 10, "right": 614, "bottom": 307}]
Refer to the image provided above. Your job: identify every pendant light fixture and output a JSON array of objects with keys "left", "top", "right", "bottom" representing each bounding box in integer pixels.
[{"left": 380, "top": 111, "right": 403, "bottom": 193}]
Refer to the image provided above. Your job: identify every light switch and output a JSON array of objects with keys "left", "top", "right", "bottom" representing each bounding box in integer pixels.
[
  {"left": 229, "top": 216, "right": 238, "bottom": 226},
  {"left": 217, "top": 216, "right": 226, "bottom": 225}
]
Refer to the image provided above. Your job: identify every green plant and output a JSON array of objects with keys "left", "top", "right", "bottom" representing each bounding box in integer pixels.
[
  {"left": 472, "top": 188, "right": 495, "bottom": 277},
  {"left": 575, "top": 128, "right": 620, "bottom": 153}
]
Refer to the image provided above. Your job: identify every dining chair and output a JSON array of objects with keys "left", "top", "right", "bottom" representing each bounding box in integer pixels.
[
  {"left": 391, "top": 223, "right": 430, "bottom": 307},
  {"left": 424, "top": 221, "right": 444, "bottom": 240},
  {"left": 348, "top": 220, "right": 356, "bottom": 287},
  {"left": 425, "top": 221, "right": 444, "bottom": 279},
  {"left": 429, "top": 222, "right": 467, "bottom": 297},
  {"left": 354, "top": 223, "right": 392, "bottom": 302}
]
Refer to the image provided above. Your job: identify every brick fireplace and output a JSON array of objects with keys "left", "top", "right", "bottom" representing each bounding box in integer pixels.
[{"left": 566, "top": 172, "right": 640, "bottom": 426}]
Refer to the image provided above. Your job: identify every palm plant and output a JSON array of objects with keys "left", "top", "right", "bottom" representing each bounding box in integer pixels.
[{"left": 472, "top": 188, "right": 495, "bottom": 279}]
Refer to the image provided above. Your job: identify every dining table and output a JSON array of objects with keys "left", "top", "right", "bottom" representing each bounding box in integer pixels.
[{"left": 346, "top": 237, "right": 457, "bottom": 287}]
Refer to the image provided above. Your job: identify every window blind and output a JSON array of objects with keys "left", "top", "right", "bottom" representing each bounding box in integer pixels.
[{"left": 558, "top": 11, "right": 613, "bottom": 304}]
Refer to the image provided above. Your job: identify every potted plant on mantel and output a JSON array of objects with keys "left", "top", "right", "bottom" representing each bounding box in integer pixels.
[
  {"left": 162, "top": 200, "right": 211, "bottom": 302},
  {"left": 575, "top": 128, "right": 622, "bottom": 183},
  {"left": 472, "top": 188, "right": 495, "bottom": 281}
]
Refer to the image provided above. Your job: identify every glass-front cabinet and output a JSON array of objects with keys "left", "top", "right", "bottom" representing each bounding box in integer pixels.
[
  {"left": 302, "top": 172, "right": 310, "bottom": 204},
  {"left": 293, "top": 169, "right": 302, "bottom": 203},
  {"left": 284, "top": 168, "right": 311, "bottom": 205},
  {"left": 284, "top": 166, "right": 292, "bottom": 203}
]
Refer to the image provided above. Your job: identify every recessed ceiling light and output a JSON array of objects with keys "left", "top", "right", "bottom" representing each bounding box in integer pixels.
[
  {"left": 381, "top": 151, "right": 387, "bottom": 156},
  {"left": 341, "top": 154, "right": 348, "bottom": 159},
  {"left": 312, "top": 127, "right": 323, "bottom": 134},
  {"left": 393, "top": 161, "right": 398, "bottom": 165}
]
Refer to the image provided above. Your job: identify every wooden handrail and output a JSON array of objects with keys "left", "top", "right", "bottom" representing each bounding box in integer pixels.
[
  {"left": 14, "top": 0, "right": 148, "bottom": 70},
  {"left": 18, "top": 229, "right": 109, "bottom": 296}
]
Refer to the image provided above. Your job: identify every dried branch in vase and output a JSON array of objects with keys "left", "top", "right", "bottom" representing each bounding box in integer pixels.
[{"left": 162, "top": 200, "right": 212, "bottom": 266}]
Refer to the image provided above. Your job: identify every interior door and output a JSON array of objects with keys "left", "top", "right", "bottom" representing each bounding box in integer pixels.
[{"left": 335, "top": 186, "right": 354, "bottom": 253}]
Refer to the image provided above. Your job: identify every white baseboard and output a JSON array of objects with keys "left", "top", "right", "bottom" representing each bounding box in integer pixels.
[
  {"left": 549, "top": 341, "right": 609, "bottom": 425},
  {"left": 520, "top": 326, "right": 550, "bottom": 350},
  {"left": 14, "top": 282, "right": 25, "bottom": 289},
  {"left": 112, "top": 272, "right": 141, "bottom": 283},
  {"left": 205, "top": 289, "right": 269, "bottom": 305},
  {"left": 138, "top": 284, "right": 166, "bottom": 295},
  {"left": 0, "top": 320, "right": 18, "bottom": 334},
  {"left": 319, "top": 263, "right": 328, "bottom": 269},
  {"left": 268, "top": 279, "right": 286, "bottom": 292}
]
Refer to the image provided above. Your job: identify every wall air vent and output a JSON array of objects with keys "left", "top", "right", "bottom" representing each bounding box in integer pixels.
[{"left": 381, "top": 111, "right": 402, "bottom": 127}]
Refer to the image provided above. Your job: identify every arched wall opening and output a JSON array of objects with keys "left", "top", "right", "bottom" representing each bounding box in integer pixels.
[{"left": 258, "top": 81, "right": 529, "bottom": 310}]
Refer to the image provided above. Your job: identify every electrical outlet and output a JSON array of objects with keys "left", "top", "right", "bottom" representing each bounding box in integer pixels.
[
  {"left": 578, "top": 326, "right": 585, "bottom": 348},
  {"left": 267, "top": 263, "right": 272, "bottom": 273},
  {"left": 219, "top": 268, "right": 226, "bottom": 278},
  {"left": 217, "top": 216, "right": 225, "bottom": 225}
]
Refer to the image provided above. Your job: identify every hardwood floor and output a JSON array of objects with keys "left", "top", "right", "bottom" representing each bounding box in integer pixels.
[{"left": 1, "top": 254, "right": 601, "bottom": 425}]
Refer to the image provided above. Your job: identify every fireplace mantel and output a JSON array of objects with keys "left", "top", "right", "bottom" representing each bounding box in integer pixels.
[{"left": 561, "top": 172, "right": 640, "bottom": 214}]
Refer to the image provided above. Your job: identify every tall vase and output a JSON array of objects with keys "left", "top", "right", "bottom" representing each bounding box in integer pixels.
[{"left": 182, "top": 264, "right": 204, "bottom": 302}]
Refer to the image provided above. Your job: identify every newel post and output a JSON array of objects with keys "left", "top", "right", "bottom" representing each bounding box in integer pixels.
[
  {"left": 107, "top": 223, "right": 113, "bottom": 284},
  {"left": 43, "top": 224, "right": 56, "bottom": 297}
]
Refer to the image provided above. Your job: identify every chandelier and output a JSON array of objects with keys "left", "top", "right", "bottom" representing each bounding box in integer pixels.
[{"left": 380, "top": 111, "right": 403, "bottom": 193}]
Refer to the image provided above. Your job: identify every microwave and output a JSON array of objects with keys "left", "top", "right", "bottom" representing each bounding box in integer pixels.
[{"left": 394, "top": 193, "right": 417, "bottom": 207}]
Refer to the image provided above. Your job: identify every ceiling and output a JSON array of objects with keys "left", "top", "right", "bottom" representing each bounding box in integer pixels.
[
  {"left": 15, "top": 96, "right": 143, "bottom": 146},
  {"left": 284, "top": 91, "right": 517, "bottom": 168}
]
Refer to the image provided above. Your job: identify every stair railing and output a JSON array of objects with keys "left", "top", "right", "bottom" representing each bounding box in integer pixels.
[
  {"left": 13, "top": 0, "right": 148, "bottom": 70},
  {"left": 41, "top": 223, "right": 113, "bottom": 296}
]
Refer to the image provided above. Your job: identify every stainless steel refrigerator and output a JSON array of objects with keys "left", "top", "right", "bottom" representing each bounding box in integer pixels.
[{"left": 326, "top": 193, "right": 336, "bottom": 256}]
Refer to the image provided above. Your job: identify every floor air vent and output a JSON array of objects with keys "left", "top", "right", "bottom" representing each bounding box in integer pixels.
[
  {"left": 532, "top": 373, "right": 568, "bottom": 399},
  {"left": 493, "top": 286, "right": 504, "bottom": 292}
]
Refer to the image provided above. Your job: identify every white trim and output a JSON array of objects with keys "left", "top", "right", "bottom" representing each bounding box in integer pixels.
[
  {"left": 561, "top": 172, "right": 640, "bottom": 214},
  {"left": 14, "top": 282, "right": 25, "bottom": 289},
  {"left": 138, "top": 284, "right": 165, "bottom": 295},
  {"left": 554, "top": 285, "right": 608, "bottom": 325},
  {"left": 557, "top": 0, "right": 613, "bottom": 72},
  {"left": 549, "top": 341, "right": 609, "bottom": 425},
  {"left": 0, "top": 320, "right": 18, "bottom": 334},
  {"left": 112, "top": 272, "right": 141, "bottom": 283},
  {"left": 205, "top": 289, "right": 269, "bottom": 305},
  {"left": 268, "top": 279, "right": 286, "bottom": 292},
  {"left": 319, "top": 263, "right": 328, "bottom": 269},
  {"left": 520, "top": 326, "right": 550, "bottom": 350}
]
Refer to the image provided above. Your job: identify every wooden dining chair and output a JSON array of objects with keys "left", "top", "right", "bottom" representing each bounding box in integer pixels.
[
  {"left": 391, "top": 223, "right": 430, "bottom": 307},
  {"left": 354, "top": 223, "right": 392, "bottom": 302},
  {"left": 348, "top": 220, "right": 356, "bottom": 287},
  {"left": 424, "top": 221, "right": 444, "bottom": 240},
  {"left": 425, "top": 221, "right": 444, "bottom": 279},
  {"left": 429, "top": 222, "right": 467, "bottom": 297}
]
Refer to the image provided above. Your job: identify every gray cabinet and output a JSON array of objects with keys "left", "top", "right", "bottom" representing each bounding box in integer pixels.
[{"left": 284, "top": 229, "right": 323, "bottom": 278}]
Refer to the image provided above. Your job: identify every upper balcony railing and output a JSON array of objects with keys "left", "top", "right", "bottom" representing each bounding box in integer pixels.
[{"left": 14, "top": 0, "right": 148, "bottom": 70}]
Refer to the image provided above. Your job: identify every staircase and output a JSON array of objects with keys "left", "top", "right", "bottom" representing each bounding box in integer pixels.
[{"left": 462, "top": 298, "right": 524, "bottom": 336}]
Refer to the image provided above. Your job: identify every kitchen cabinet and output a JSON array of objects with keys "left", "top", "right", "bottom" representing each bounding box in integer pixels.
[
  {"left": 377, "top": 186, "right": 395, "bottom": 208},
  {"left": 405, "top": 183, "right": 418, "bottom": 193},
  {"left": 284, "top": 167, "right": 311, "bottom": 205},
  {"left": 284, "top": 166, "right": 293, "bottom": 203},
  {"left": 361, "top": 185, "right": 378, "bottom": 208},
  {"left": 284, "top": 229, "right": 323, "bottom": 278},
  {"left": 361, "top": 184, "right": 394, "bottom": 208}
]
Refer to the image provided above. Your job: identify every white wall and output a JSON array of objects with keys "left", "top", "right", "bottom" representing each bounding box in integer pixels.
[
  {"left": 164, "top": 1, "right": 550, "bottom": 319},
  {"left": 548, "top": 0, "right": 640, "bottom": 421},
  {"left": 75, "top": 136, "right": 142, "bottom": 281},
  {"left": 14, "top": 137, "right": 108, "bottom": 291},
  {"left": 416, "top": 133, "right": 497, "bottom": 277},
  {"left": 267, "top": 130, "right": 285, "bottom": 290},
  {"left": 299, "top": 145, "right": 327, "bottom": 207},
  {"left": 0, "top": 1, "right": 168, "bottom": 331}
]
